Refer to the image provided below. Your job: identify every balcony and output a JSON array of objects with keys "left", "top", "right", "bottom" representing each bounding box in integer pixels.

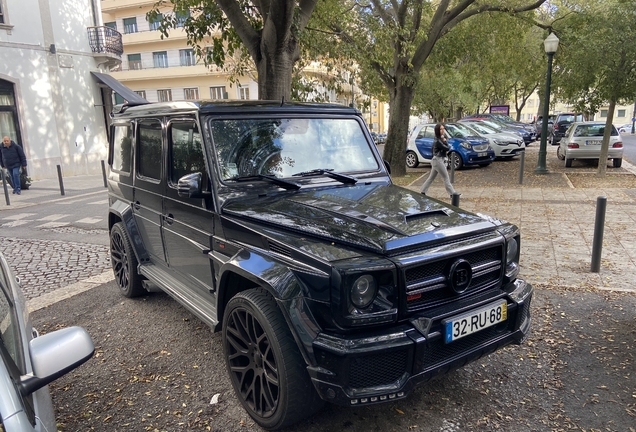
[{"left": 87, "top": 26, "right": 123, "bottom": 69}]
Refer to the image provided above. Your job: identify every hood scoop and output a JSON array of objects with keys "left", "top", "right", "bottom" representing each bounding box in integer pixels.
[{"left": 404, "top": 209, "right": 450, "bottom": 224}]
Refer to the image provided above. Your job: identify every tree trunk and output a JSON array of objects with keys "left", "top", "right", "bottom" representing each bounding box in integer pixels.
[
  {"left": 597, "top": 99, "right": 616, "bottom": 178},
  {"left": 384, "top": 81, "right": 416, "bottom": 177},
  {"left": 255, "top": 51, "right": 295, "bottom": 101}
]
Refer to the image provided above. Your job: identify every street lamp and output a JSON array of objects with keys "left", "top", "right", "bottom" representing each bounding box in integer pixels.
[{"left": 535, "top": 32, "right": 559, "bottom": 174}]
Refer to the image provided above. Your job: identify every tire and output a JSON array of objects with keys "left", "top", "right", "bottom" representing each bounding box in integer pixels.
[
  {"left": 109, "top": 222, "right": 145, "bottom": 297},
  {"left": 565, "top": 158, "right": 572, "bottom": 168},
  {"left": 613, "top": 158, "right": 622, "bottom": 168},
  {"left": 223, "top": 288, "right": 324, "bottom": 430},
  {"left": 556, "top": 146, "right": 565, "bottom": 161},
  {"left": 406, "top": 151, "right": 419, "bottom": 168},
  {"left": 447, "top": 152, "right": 463, "bottom": 170}
]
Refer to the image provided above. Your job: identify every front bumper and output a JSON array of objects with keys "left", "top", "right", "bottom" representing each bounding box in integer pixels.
[{"left": 308, "top": 279, "right": 533, "bottom": 406}]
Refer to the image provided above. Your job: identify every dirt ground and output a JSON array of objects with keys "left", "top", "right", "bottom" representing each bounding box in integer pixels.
[{"left": 31, "top": 281, "right": 635, "bottom": 432}]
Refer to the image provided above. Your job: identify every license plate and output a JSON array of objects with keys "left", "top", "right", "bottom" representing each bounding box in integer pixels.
[
  {"left": 478, "top": 152, "right": 487, "bottom": 157},
  {"left": 443, "top": 300, "right": 507, "bottom": 343},
  {"left": 586, "top": 140, "right": 602, "bottom": 145}
]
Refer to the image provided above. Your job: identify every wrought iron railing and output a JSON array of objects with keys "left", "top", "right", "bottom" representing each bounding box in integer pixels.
[{"left": 87, "top": 26, "right": 123, "bottom": 57}]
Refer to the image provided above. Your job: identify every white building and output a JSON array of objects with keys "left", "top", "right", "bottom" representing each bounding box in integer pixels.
[{"left": 0, "top": 0, "right": 122, "bottom": 180}]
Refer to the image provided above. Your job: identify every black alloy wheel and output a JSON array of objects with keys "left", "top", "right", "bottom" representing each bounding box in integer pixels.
[
  {"left": 109, "top": 222, "right": 144, "bottom": 297},
  {"left": 222, "top": 288, "right": 323, "bottom": 430}
]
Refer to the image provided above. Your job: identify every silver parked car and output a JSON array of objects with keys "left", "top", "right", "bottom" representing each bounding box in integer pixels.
[
  {"left": 461, "top": 121, "right": 526, "bottom": 159},
  {"left": 0, "top": 252, "right": 94, "bottom": 431},
  {"left": 556, "top": 122, "right": 623, "bottom": 168}
]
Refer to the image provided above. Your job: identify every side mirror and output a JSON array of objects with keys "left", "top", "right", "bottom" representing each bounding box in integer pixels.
[
  {"left": 383, "top": 160, "right": 391, "bottom": 175},
  {"left": 177, "top": 172, "right": 211, "bottom": 198},
  {"left": 20, "top": 326, "right": 94, "bottom": 396}
]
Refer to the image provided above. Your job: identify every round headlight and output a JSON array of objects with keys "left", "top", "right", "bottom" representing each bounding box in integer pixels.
[
  {"left": 506, "top": 238, "right": 518, "bottom": 264},
  {"left": 350, "top": 275, "right": 378, "bottom": 309},
  {"left": 460, "top": 141, "right": 471, "bottom": 149}
]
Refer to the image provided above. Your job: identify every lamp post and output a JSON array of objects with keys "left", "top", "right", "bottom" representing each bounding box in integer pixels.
[{"left": 535, "top": 32, "right": 559, "bottom": 174}]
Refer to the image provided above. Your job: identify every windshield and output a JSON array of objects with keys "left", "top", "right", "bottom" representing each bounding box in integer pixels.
[
  {"left": 445, "top": 123, "right": 479, "bottom": 138},
  {"left": 466, "top": 122, "right": 496, "bottom": 134},
  {"left": 209, "top": 117, "right": 379, "bottom": 180}
]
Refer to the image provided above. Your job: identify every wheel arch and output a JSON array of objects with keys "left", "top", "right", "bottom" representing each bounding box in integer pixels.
[
  {"left": 214, "top": 251, "right": 324, "bottom": 366},
  {"left": 108, "top": 200, "right": 150, "bottom": 264}
]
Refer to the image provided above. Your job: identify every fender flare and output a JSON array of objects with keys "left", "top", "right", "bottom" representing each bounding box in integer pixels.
[
  {"left": 217, "top": 249, "right": 328, "bottom": 366},
  {"left": 109, "top": 200, "right": 150, "bottom": 264}
]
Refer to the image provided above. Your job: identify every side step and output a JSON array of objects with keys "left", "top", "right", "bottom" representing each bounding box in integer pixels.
[{"left": 139, "top": 264, "right": 219, "bottom": 329}]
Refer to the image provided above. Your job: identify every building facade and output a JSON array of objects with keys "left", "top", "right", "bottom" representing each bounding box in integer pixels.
[{"left": 0, "top": 0, "right": 121, "bottom": 180}]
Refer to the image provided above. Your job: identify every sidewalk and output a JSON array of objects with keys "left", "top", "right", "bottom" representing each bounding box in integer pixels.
[
  {"left": 403, "top": 145, "right": 636, "bottom": 293},
  {"left": 0, "top": 174, "right": 107, "bottom": 210}
]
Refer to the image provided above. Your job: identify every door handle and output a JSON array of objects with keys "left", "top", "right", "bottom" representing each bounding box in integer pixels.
[
  {"left": 133, "top": 201, "right": 141, "bottom": 210},
  {"left": 164, "top": 213, "right": 174, "bottom": 225}
]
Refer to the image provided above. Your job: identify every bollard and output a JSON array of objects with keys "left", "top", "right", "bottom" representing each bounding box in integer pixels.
[
  {"left": 101, "top": 160, "right": 108, "bottom": 188},
  {"left": 451, "top": 192, "right": 460, "bottom": 207},
  {"left": 56, "top": 164, "right": 65, "bottom": 196},
  {"left": 449, "top": 153, "right": 455, "bottom": 184},
  {"left": 590, "top": 196, "right": 607, "bottom": 273},
  {"left": 518, "top": 150, "right": 525, "bottom": 184},
  {"left": 2, "top": 169, "right": 10, "bottom": 205}
]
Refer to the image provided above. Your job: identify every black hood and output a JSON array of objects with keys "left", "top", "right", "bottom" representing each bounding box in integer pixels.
[{"left": 222, "top": 183, "right": 499, "bottom": 255}]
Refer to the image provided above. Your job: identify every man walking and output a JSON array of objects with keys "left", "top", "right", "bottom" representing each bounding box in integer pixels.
[{"left": 1, "top": 136, "right": 28, "bottom": 195}]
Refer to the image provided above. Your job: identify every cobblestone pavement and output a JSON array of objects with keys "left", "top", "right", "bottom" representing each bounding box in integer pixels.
[{"left": 0, "top": 236, "right": 110, "bottom": 300}]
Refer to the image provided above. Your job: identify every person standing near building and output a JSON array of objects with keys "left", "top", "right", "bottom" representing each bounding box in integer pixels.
[
  {"left": 420, "top": 123, "right": 458, "bottom": 198},
  {"left": 1, "top": 136, "right": 28, "bottom": 195}
]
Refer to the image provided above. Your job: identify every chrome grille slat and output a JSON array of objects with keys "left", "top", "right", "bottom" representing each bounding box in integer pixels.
[{"left": 402, "top": 238, "right": 503, "bottom": 312}]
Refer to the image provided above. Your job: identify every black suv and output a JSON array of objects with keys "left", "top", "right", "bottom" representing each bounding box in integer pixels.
[
  {"left": 107, "top": 101, "right": 533, "bottom": 430},
  {"left": 549, "top": 113, "right": 584, "bottom": 144}
]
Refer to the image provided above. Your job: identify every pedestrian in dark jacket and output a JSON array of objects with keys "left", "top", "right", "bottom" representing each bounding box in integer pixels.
[
  {"left": 1, "top": 136, "right": 28, "bottom": 194},
  {"left": 420, "top": 124, "right": 458, "bottom": 198}
]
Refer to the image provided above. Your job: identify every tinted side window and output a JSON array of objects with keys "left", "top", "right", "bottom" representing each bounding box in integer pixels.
[
  {"left": 169, "top": 120, "right": 206, "bottom": 185},
  {"left": 138, "top": 120, "right": 163, "bottom": 180},
  {"left": 416, "top": 128, "right": 426, "bottom": 139},
  {"left": 111, "top": 124, "right": 133, "bottom": 173},
  {"left": 423, "top": 127, "right": 435, "bottom": 138}
]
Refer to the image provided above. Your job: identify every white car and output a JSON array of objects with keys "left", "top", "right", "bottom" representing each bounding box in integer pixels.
[
  {"left": 0, "top": 252, "right": 94, "bottom": 431},
  {"left": 461, "top": 121, "right": 526, "bottom": 159},
  {"left": 617, "top": 123, "right": 633, "bottom": 134},
  {"left": 556, "top": 122, "right": 623, "bottom": 168}
]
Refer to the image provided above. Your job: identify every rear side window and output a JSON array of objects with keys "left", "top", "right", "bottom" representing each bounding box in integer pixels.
[
  {"left": 423, "top": 127, "right": 435, "bottom": 138},
  {"left": 111, "top": 124, "right": 133, "bottom": 173},
  {"left": 169, "top": 120, "right": 206, "bottom": 184},
  {"left": 138, "top": 120, "right": 163, "bottom": 180}
]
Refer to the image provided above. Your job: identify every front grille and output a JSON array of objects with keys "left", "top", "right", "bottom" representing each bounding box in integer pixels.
[
  {"left": 404, "top": 245, "right": 502, "bottom": 311},
  {"left": 348, "top": 349, "right": 408, "bottom": 389},
  {"left": 472, "top": 144, "right": 489, "bottom": 151}
]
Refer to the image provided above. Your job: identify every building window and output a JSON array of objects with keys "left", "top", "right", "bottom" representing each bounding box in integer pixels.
[
  {"left": 127, "top": 53, "right": 142, "bottom": 70},
  {"left": 135, "top": 90, "right": 147, "bottom": 99},
  {"left": 0, "top": 3, "right": 4, "bottom": 24},
  {"left": 600, "top": 109, "right": 608, "bottom": 118},
  {"left": 104, "top": 21, "right": 117, "bottom": 30},
  {"left": 149, "top": 13, "right": 162, "bottom": 31},
  {"left": 210, "top": 86, "right": 226, "bottom": 99},
  {"left": 618, "top": 109, "right": 626, "bottom": 118},
  {"left": 180, "top": 49, "right": 195, "bottom": 66},
  {"left": 175, "top": 10, "right": 190, "bottom": 28},
  {"left": 114, "top": 93, "right": 125, "bottom": 104},
  {"left": 158, "top": 89, "right": 172, "bottom": 102},
  {"left": 238, "top": 86, "right": 249, "bottom": 100},
  {"left": 123, "top": 17, "right": 138, "bottom": 34},
  {"left": 153, "top": 51, "right": 169, "bottom": 68},
  {"left": 184, "top": 88, "right": 199, "bottom": 100}
]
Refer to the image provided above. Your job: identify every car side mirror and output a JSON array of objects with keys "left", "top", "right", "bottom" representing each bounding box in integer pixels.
[
  {"left": 177, "top": 172, "right": 211, "bottom": 198},
  {"left": 20, "top": 326, "right": 94, "bottom": 396}
]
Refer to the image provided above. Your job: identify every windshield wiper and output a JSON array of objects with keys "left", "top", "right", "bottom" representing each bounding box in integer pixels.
[
  {"left": 291, "top": 169, "right": 357, "bottom": 184},
  {"left": 227, "top": 175, "right": 301, "bottom": 190}
]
